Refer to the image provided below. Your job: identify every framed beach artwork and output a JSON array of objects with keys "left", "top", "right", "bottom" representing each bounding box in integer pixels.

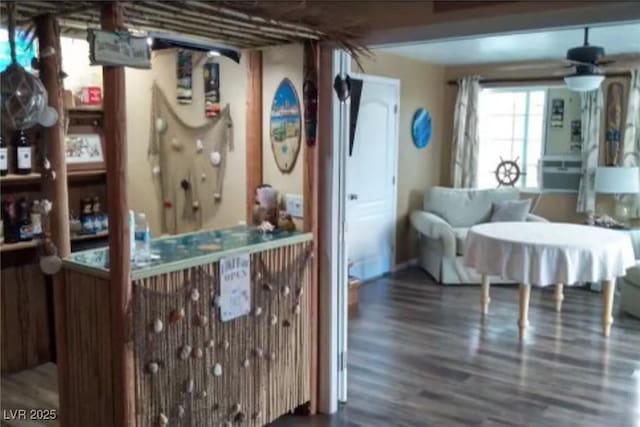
[
  {"left": 270, "top": 78, "right": 301, "bottom": 173},
  {"left": 412, "top": 108, "right": 432, "bottom": 149},
  {"left": 64, "top": 125, "right": 106, "bottom": 172}
]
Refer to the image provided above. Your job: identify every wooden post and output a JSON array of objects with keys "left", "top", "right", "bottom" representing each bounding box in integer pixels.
[
  {"left": 303, "top": 41, "right": 320, "bottom": 414},
  {"left": 246, "top": 50, "right": 263, "bottom": 221},
  {"left": 35, "top": 13, "right": 71, "bottom": 425},
  {"left": 101, "top": 2, "right": 134, "bottom": 426},
  {"left": 480, "top": 275, "right": 490, "bottom": 315},
  {"left": 518, "top": 283, "right": 531, "bottom": 340},
  {"left": 602, "top": 280, "right": 615, "bottom": 337},
  {"left": 36, "top": 16, "right": 70, "bottom": 257},
  {"left": 554, "top": 283, "right": 564, "bottom": 313}
]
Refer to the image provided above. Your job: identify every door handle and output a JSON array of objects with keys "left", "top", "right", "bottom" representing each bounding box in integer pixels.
[{"left": 348, "top": 194, "right": 358, "bottom": 200}]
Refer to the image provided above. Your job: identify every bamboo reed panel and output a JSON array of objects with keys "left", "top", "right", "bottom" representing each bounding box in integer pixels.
[
  {"left": 60, "top": 269, "right": 114, "bottom": 427},
  {"left": 1, "top": 258, "right": 52, "bottom": 373},
  {"left": 131, "top": 242, "right": 312, "bottom": 426}
]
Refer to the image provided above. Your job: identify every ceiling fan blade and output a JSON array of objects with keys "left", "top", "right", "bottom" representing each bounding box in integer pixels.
[
  {"left": 601, "top": 63, "right": 640, "bottom": 73},
  {"left": 552, "top": 68, "right": 573, "bottom": 76},
  {"left": 598, "top": 53, "right": 640, "bottom": 67},
  {"left": 601, "top": 52, "right": 640, "bottom": 62},
  {"left": 494, "top": 61, "right": 567, "bottom": 71}
]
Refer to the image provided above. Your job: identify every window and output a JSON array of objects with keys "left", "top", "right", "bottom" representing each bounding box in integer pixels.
[
  {"left": 0, "top": 29, "right": 36, "bottom": 72},
  {"left": 477, "top": 88, "right": 546, "bottom": 189}
]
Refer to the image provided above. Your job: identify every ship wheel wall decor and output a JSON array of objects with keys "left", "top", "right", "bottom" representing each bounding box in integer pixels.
[{"left": 494, "top": 157, "right": 521, "bottom": 187}]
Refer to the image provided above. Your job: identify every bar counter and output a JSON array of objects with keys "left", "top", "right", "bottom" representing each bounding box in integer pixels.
[{"left": 59, "top": 226, "right": 313, "bottom": 427}]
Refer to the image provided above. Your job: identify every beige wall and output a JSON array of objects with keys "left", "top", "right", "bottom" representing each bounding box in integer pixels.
[
  {"left": 62, "top": 40, "right": 306, "bottom": 236},
  {"left": 443, "top": 62, "right": 630, "bottom": 224},
  {"left": 354, "top": 51, "right": 446, "bottom": 263},
  {"left": 125, "top": 51, "right": 248, "bottom": 236},
  {"left": 261, "top": 44, "right": 305, "bottom": 227},
  {"left": 545, "top": 88, "right": 582, "bottom": 155}
]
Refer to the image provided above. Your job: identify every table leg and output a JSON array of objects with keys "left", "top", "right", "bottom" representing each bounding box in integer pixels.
[
  {"left": 481, "top": 275, "right": 490, "bottom": 315},
  {"left": 518, "top": 283, "right": 531, "bottom": 340},
  {"left": 554, "top": 283, "right": 564, "bottom": 313},
  {"left": 602, "top": 280, "right": 615, "bottom": 337}
]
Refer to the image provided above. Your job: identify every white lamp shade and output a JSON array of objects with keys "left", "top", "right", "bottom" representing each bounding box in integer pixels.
[
  {"left": 564, "top": 74, "right": 605, "bottom": 92},
  {"left": 595, "top": 167, "right": 640, "bottom": 194}
]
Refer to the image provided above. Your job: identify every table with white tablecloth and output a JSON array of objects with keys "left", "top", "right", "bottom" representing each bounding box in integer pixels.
[{"left": 464, "top": 222, "right": 636, "bottom": 338}]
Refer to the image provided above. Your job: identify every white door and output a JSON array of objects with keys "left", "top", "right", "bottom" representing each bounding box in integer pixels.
[{"left": 346, "top": 74, "right": 399, "bottom": 281}]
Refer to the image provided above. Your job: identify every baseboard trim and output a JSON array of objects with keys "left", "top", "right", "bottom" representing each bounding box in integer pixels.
[{"left": 392, "top": 258, "right": 418, "bottom": 272}]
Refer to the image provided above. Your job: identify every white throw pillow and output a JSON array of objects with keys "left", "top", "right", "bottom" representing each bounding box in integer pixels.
[{"left": 490, "top": 199, "right": 532, "bottom": 222}]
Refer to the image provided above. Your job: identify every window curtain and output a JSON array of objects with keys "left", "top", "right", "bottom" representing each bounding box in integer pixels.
[
  {"left": 451, "top": 75, "right": 481, "bottom": 188},
  {"left": 621, "top": 69, "right": 640, "bottom": 217},
  {"left": 577, "top": 88, "right": 604, "bottom": 213}
]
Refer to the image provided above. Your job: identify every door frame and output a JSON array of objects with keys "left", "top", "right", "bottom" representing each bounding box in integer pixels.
[{"left": 348, "top": 72, "right": 400, "bottom": 275}]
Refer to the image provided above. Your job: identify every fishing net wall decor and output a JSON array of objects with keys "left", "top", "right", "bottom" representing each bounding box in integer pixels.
[
  {"left": 131, "top": 242, "right": 312, "bottom": 427},
  {"left": 148, "top": 83, "right": 233, "bottom": 235}
]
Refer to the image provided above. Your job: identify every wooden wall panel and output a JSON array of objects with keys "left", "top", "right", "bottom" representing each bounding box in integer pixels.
[
  {"left": 1, "top": 254, "right": 52, "bottom": 373},
  {"left": 433, "top": 1, "right": 515, "bottom": 13},
  {"left": 60, "top": 269, "right": 114, "bottom": 427},
  {"left": 302, "top": 40, "right": 320, "bottom": 414},
  {"left": 246, "top": 50, "right": 263, "bottom": 221}
]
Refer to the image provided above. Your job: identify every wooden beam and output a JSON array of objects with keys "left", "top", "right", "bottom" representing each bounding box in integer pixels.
[
  {"left": 36, "top": 15, "right": 70, "bottom": 257},
  {"left": 101, "top": 2, "right": 134, "bottom": 426},
  {"left": 303, "top": 40, "right": 320, "bottom": 414},
  {"left": 446, "top": 72, "right": 631, "bottom": 86},
  {"left": 35, "top": 13, "right": 70, "bottom": 426},
  {"left": 246, "top": 50, "right": 263, "bottom": 221}
]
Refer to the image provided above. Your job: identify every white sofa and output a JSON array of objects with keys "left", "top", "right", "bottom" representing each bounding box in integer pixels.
[
  {"left": 410, "top": 186, "right": 547, "bottom": 285},
  {"left": 620, "top": 263, "right": 640, "bottom": 319}
]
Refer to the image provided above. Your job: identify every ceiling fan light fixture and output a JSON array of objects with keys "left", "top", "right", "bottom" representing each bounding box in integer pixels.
[{"left": 564, "top": 74, "right": 604, "bottom": 92}]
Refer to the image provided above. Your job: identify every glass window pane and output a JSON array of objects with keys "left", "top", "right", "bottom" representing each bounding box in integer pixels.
[
  {"left": 485, "top": 116, "right": 516, "bottom": 140},
  {"left": 484, "top": 92, "right": 517, "bottom": 115},
  {"left": 529, "top": 91, "right": 546, "bottom": 115},
  {"left": 513, "top": 116, "right": 525, "bottom": 140},
  {"left": 513, "top": 92, "right": 527, "bottom": 115},
  {"left": 527, "top": 114, "right": 544, "bottom": 142},
  {"left": 477, "top": 88, "right": 546, "bottom": 189},
  {"left": 524, "top": 164, "right": 539, "bottom": 188}
]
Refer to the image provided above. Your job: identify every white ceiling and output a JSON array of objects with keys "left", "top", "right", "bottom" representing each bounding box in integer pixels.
[{"left": 377, "top": 22, "right": 640, "bottom": 65}]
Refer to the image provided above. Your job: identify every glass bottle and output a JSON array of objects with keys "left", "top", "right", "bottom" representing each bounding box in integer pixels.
[
  {"left": 14, "top": 130, "right": 32, "bottom": 175},
  {"left": 134, "top": 212, "right": 151, "bottom": 265},
  {"left": 31, "top": 200, "right": 43, "bottom": 238},
  {"left": 0, "top": 135, "right": 8, "bottom": 176},
  {"left": 80, "top": 196, "right": 94, "bottom": 234},
  {"left": 1, "top": 197, "right": 18, "bottom": 244},
  {"left": 92, "top": 196, "right": 102, "bottom": 232},
  {"left": 17, "top": 198, "right": 33, "bottom": 242}
]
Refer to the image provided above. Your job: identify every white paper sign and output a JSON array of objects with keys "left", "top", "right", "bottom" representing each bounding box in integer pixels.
[{"left": 219, "top": 253, "right": 251, "bottom": 321}]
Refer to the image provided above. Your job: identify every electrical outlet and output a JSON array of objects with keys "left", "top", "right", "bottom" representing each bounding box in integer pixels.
[{"left": 285, "top": 194, "right": 303, "bottom": 218}]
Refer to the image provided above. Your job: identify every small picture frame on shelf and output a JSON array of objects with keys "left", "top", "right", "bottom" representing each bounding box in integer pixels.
[{"left": 64, "top": 126, "right": 105, "bottom": 172}]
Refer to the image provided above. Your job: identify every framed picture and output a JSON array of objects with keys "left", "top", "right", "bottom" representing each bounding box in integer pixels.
[
  {"left": 64, "top": 126, "right": 105, "bottom": 172},
  {"left": 269, "top": 78, "right": 301, "bottom": 173}
]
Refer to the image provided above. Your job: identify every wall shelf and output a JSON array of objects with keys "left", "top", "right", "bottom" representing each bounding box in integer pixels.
[
  {"left": 0, "top": 240, "right": 40, "bottom": 253},
  {"left": 1, "top": 231, "right": 109, "bottom": 253},
  {"left": 70, "top": 231, "right": 109, "bottom": 242},
  {"left": 67, "top": 105, "right": 103, "bottom": 113},
  {"left": 0, "top": 173, "right": 42, "bottom": 185},
  {"left": 68, "top": 170, "right": 106, "bottom": 181}
]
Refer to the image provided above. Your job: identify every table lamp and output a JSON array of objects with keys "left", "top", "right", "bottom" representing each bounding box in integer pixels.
[{"left": 595, "top": 166, "right": 640, "bottom": 225}]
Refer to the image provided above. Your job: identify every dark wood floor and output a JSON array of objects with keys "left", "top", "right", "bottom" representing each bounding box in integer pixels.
[
  {"left": 3, "top": 268, "right": 639, "bottom": 426},
  {"left": 273, "top": 268, "right": 640, "bottom": 427}
]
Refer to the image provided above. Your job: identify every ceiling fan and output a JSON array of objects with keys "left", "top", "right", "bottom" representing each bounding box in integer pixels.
[{"left": 498, "top": 27, "right": 640, "bottom": 92}]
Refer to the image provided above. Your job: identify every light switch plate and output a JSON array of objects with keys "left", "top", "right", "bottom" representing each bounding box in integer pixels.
[{"left": 285, "top": 194, "right": 303, "bottom": 218}]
